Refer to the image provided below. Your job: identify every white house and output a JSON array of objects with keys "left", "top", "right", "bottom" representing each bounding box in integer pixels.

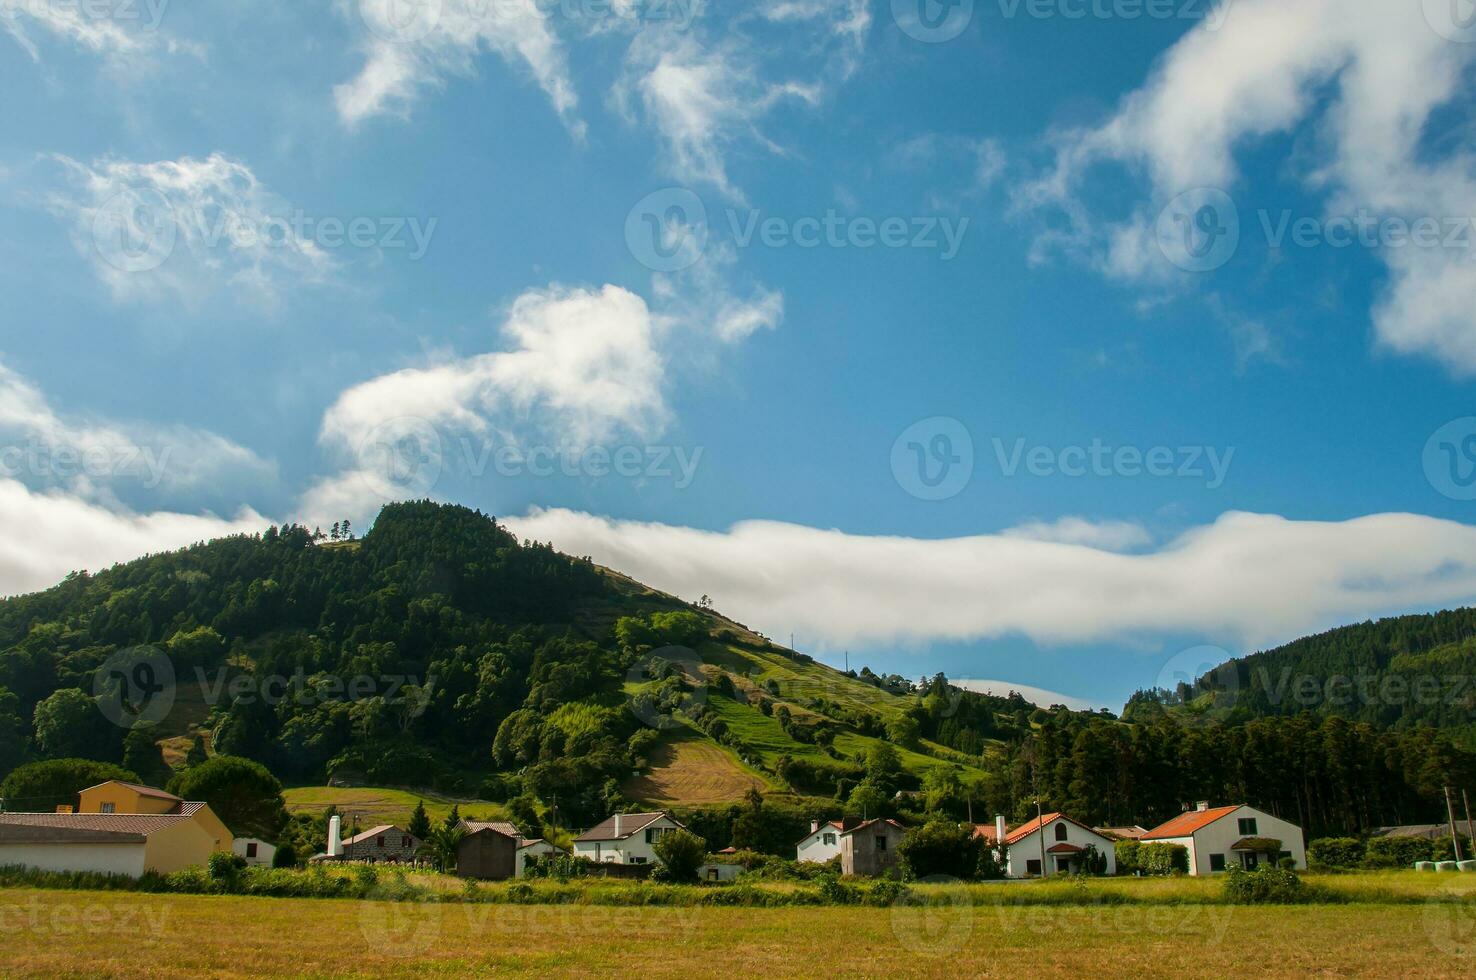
[
  {"left": 572, "top": 812, "right": 685, "bottom": 866},
  {"left": 233, "top": 838, "right": 277, "bottom": 867},
  {"left": 795, "top": 820, "right": 845, "bottom": 863},
  {"left": 975, "top": 812, "right": 1118, "bottom": 877},
  {"left": 1140, "top": 803, "right": 1306, "bottom": 875},
  {"left": 514, "top": 838, "right": 563, "bottom": 878}
]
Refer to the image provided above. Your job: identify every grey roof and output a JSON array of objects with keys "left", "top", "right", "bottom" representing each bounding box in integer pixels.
[
  {"left": 1370, "top": 824, "right": 1451, "bottom": 840},
  {"left": 574, "top": 812, "right": 682, "bottom": 842}
]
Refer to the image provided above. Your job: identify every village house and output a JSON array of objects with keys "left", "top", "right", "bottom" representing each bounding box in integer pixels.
[
  {"left": 455, "top": 822, "right": 520, "bottom": 880},
  {"left": 795, "top": 819, "right": 846, "bottom": 863},
  {"left": 975, "top": 813, "right": 1118, "bottom": 877},
  {"left": 0, "top": 780, "right": 231, "bottom": 876},
  {"left": 338, "top": 823, "right": 422, "bottom": 863},
  {"left": 1140, "top": 802, "right": 1306, "bottom": 875},
  {"left": 514, "top": 837, "right": 563, "bottom": 878},
  {"left": 840, "top": 818, "right": 906, "bottom": 877},
  {"left": 234, "top": 838, "right": 277, "bottom": 867},
  {"left": 572, "top": 812, "right": 685, "bottom": 866}
]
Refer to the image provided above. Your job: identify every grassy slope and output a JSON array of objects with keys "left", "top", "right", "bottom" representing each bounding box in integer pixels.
[
  {"left": 281, "top": 787, "right": 507, "bottom": 827},
  {"left": 2, "top": 882, "right": 1473, "bottom": 978},
  {"left": 620, "top": 733, "right": 773, "bottom": 805}
]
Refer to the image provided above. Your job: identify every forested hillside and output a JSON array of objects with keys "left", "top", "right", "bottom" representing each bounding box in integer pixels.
[{"left": 1, "top": 501, "right": 1473, "bottom": 845}]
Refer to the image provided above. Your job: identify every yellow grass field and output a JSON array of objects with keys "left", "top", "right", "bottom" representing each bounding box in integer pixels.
[
  {"left": 1, "top": 886, "right": 1474, "bottom": 978},
  {"left": 282, "top": 786, "right": 505, "bottom": 827},
  {"left": 621, "top": 735, "right": 771, "bottom": 805}
]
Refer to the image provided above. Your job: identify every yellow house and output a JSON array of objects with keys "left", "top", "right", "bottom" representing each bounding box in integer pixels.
[{"left": 0, "top": 781, "right": 233, "bottom": 875}]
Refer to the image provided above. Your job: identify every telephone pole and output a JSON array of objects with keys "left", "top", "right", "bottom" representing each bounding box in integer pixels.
[
  {"left": 1463, "top": 789, "right": 1474, "bottom": 859},
  {"left": 1445, "top": 786, "right": 1464, "bottom": 862}
]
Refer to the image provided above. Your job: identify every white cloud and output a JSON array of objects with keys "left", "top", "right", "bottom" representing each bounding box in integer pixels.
[
  {"left": 0, "top": 477, "right": 266, "bottom": 598},
  {"left": 951, "top": 679, "right": 1105, "bottom": 712},
  {"left": 320, "top": 283, "right": 669, "bottom": 455},
  {"left": 45, "top": 153, "right": 335, "bottom": 308},
  {"left": 336, "top": 0, "right": 581, "bottom": 134},
  {"left": 3, "top": 0, "right": 159, "bottom": 60},
  {"left": 0, "top": 358, "right": 275, "bottom": 504},
  {"left": 1002, "top": 517, "right": 1151, "bottom": 552},
  {"left": 1021, "top": 0, "right": 1476, "bottom": 371},
  {"left": 506, "top": 508, "right": 1476, "bottom": 651}
]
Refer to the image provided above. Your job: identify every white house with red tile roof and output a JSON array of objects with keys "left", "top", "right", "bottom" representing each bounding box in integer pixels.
[
  {"left": 796, "top": 819, "right": 846, "bottom": 863},
  {"left": 572, "top": 812, "right": 685, "bottom": 866},
  {"left": 1140, "top": 803, "right": 1305, "bottom": 875},
  {"left": 974, "top": 812, "right": 1118, "bottom": 877}
]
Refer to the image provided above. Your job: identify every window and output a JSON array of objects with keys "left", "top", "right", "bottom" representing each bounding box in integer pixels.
[
  {"left": 631, "top": 856, "right": 647, "bottom": 865},
  {"left": 100, "top": 803, "right": 116, "bottom": 814},
  {"left": 246, "top": 842, "right": 258, "bottom": 858},
  {"left": 401, "top": 836, "right": 410, "bottom": 848},
  {"left": 1209, "top": 853, "right": 1226, "bottom": 872},
  {"left": 646, "top": 828, "right": 654, "bottom": 844},
  {"left": 822, "top": 833, "right": 836, "bottom": 846},
  {"left": 1237, "top": 817, "right": 1258, "bottom": 835},
  {"left": 876, "top": 836, "right": 887, "bottom": 851},
  {"left": 1026, "top": 859, "right": 1042, "bottom": 876},
  {"left": 1054, "top": 823, "right": 1068, "bottom": 842},
  {"left": 377, "top": 836, "right": 385, "bottom": 848}
]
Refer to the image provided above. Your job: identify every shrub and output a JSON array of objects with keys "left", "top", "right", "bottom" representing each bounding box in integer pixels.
[
  {"left": 1308, "top": 837, "right": 1364, "bottom": 870},
  {"left": 1114, "top": 839, "right": 1140, "bottom": 875},
  {"left": 272, "top": 843, "right": 298, "bottom": 869},
  {"left": 866, "top": 877, "right": 909, "bottom": 907},
  {"left": 898, "top": 820, "right": 982, "bottom": 880},
  {"left": 1223, "top": 865, "right": 1307, "bottom": 904},
  {"left": 815, "top": 871, "right": 858, "bottom": 905},
  {"left": 653, "top": 828, "right": 708, "bottom": 883},
  {"left": 1363, "top": 835, "right": 1434, "bottom": 869},
  {"left": 207, "top": 851, "right": 246, "bottom": 882},
  {"left": 1136, "top": 842, "right": 1188, "bottom": 876}
]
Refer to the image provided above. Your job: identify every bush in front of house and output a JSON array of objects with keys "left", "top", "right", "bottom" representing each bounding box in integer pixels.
[
  {"left": 898, "top": 819, "right": 984, "bottom": 880},
  {"left": 653, "top": 828, "right": 708, "bottom": 883},
  {"left": 1135, "top": 842, "right": 1189, "bottom": 876},
  {"left": 1308, "top": 837, "right": 1365, "bottom": 870},
  {"left": 1223, "top": 865, "right": 1310, "bottom": 904},
  {"left": 1114, "top": 839, "right": 1140, "bottom": 875}
]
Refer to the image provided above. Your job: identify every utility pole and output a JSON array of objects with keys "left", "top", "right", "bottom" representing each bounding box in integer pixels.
[
  {"left": 1445, "top": 786, "right": 1465, "bottom": 862},
  {"left": 1036, "top": 797, "right": 1048, "bottom": 879},
  {"left": 1464, "top": 789, "right": 1474, "bottom": 860}
]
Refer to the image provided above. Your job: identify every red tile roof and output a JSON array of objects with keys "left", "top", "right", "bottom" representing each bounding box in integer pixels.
[
  {"left": 975, "top": 813, "right": 1112, "bottom": 846},
  {"left": 1047, "top": 843, "right": 1083, "bottom": 854},
  {"left": 840, "top": 818, "right": 906, "bottom": 836},
  {"left": 1141, "top": 806, "right": 1241, "bottom": 840}
]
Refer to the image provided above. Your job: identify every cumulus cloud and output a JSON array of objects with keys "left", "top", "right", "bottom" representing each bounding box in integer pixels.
[
  {"left": 0, "top": 477, "right": 266, "bottom": 598},
  {"left": 336, "top": 0, "right": 581, "bottom": 134},
  {"left": 44, "top": 153, "right": 335, "bottom": 308},
  {"left": 506, "top": 508, "right": 1476, "bottom": 651},
  {"left": 1019, "top": 0, "right": 1476, "bottom": 371},
  {"left": 1001, "top": 517, "right": 1151, "bottom": 552},
  {"left": 0, "top": 358, "right": 275, "bottom": 505}
]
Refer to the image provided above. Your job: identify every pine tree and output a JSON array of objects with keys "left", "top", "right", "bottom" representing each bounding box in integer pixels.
[{"left": 408, "top": 800, "right": 432, "bottom": 839}]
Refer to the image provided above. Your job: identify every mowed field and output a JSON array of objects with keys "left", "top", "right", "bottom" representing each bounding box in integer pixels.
[
  {"left": 282, "top": 787, "right": 506, "bottom": 827},
  {"left": 2, "top": 887, "right": 1474, "bottom": 978},
  {"left": 622, "top": 735, "right": 771, "bottom": 805}
]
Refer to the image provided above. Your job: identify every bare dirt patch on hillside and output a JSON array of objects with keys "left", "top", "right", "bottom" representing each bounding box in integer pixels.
[{"left": 622, "top": 736, "right": 767, "bottom": 806}]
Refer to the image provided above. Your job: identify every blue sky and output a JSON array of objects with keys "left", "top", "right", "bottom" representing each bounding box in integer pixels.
[{"left": 3, "top": 0, "right": 1476, "bottom": 711}]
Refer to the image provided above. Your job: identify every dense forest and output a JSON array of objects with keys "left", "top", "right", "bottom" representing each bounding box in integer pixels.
[{"left": 1, "top": 500, "right": 1473, "bottom": 845}]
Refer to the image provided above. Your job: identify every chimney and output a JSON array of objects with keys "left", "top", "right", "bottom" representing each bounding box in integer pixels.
[
  {"left": 327, "top": 815, "right": 342, "bottom": 857},
  {"left": 995, "top": 814, "right": 1007, "bottom": 845},
  {"left": 811, "top": 820, "right": 821, "bottom": 834},
  {"left": 1196, "top": 801, "right": 1210, "bottom": 812},
  {"left": 615, "top": 813, "right": 623, "bottom": 838}
]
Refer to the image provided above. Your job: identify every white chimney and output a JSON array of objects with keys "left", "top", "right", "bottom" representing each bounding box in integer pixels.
[
  {"left": 614, "top": 813, "right": 623, "bottom": 838},
  {"left": 811, "top": 820, "right": 821, "bottom": 834},
  {"left": 1196, "top": 801, "right": 1210, "bottom": 812},
  {"left": 328, "top": 815, "right": 342, "bottom": 857},
  {"left": 995, "top": 814, "right": 1007, "bottom": 845}
]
